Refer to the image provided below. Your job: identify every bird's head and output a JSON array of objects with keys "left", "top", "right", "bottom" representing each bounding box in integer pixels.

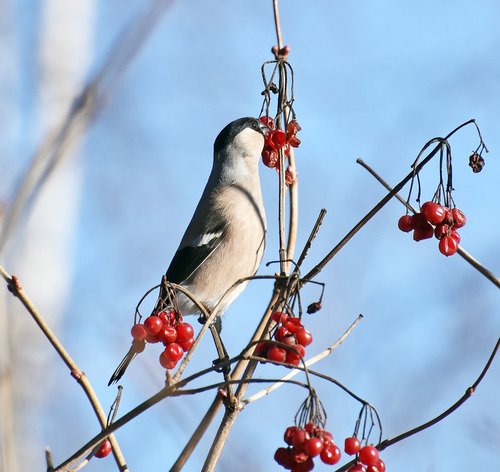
[{"left": 213, "top": 118, "right": 268, "bottom": 179}]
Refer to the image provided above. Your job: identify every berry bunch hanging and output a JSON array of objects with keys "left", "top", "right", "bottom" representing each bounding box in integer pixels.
[
  {"left": 259, "top": 44, "right": 301, "bottom": 186},
  {"left": 260, "top": 115, "right": 301, "bottom": 186},
  {"left": 397, "top": 131, "right": 487, "bottom": 257},
  {"left": 274, "top": 393, "right": 341, "bottom": 471},
  {"left": 130, "top": 309, "right": 195, "bottom": 371},
  {"left": 255, "top": 310, "right": 313, "bottom": 366},
  {"left": 342, "top": 404, "right": 386, "bottom": 472},
  {"left": 398, "top": 202, "right": 466, "bottom": 256}
]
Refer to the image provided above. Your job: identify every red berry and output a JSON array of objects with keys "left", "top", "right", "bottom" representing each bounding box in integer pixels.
[
  {"left": 267, "top": 346, "right": 287, "bottom": 363},
  {"left": 178, "top": 337, "right": 194, "bottom": 351},
  {"left": 320, "top": 444, "right": 341, "bottom": 465},
  {"left": 450, "top": 229, "right": 461, "bottom": 244},
  {"left": 254, "top": 341, "right": 268, "bottom": 356},
  {"left": 158, "top": 310, "right": 174, "bottom": 326},
  {"left": 284, "top": 317, "right": 303, "bottom": 333},
  {"left": 366, "top": 458, "right": 386, "bottom": 472},
  {"left": 286, "top": 345, "right": 304, "bottom": 366},
  {"left": 434, "top": 223, "right": 449, "bottom": 240},
  {"left": 274, "top": 447, "right": 293, "bottom": 468},
  {"left": 176, "top": 322, "right": 194, "bottom": 342},
  {"left": 412, "top": 212, "right": 427, "bottom": 228},
  {"left": 162, "top": 343, "right": 184, "bottom": 362},
  {"left": 304, "top": 422, "right": 315, "bottom": 436},
  {"left": 319, "top": 429, "right": 334, "bottom": 446},
  {"left": 443, "top": 207, "right": 454, "bottom": 224},
  {"left": 348, "top": 464, "right": 367, "bottom": 472},
  {"left": 278, "top": 45, "right": 290, "bottom": 56},
  {"left": 287, "top": 134, "right": 301, "bottom": 148},
  {"left": 296, "top": 328, "right": 313, "bottom": 347},
  {"left": 397, "top": 214, "right": 414, "bottom": 232},
  {"left": 260, "top": 115, "right": 275, "bottom": 130},
  {"left": 452, "top": 208, "right": 466, "bottom": 228},
  {"left": 145, "top": 332, "right": 161, "bottom": 343},
  {"left": 291, "top": 457, "right": 314, "bottom": 472},
  {"left": 95, "top": 439, "right": 112, "bottom": 458},
  {"left": 283, "top": 143, "right": 291, "bottom": 157},
  {"left": 438, "top": 236, "right": 458, "bottom": 257},
  {"left": 271, "top": 129, "right": 288, "bottom": 149},
  {"left": 144, "top": 316, "right": 163, "bottom": 335},
  {"left": 413, "top": 222, "right": 434, "bottom": 241},
  {"left": 421, "top": 201, "right": 446, "bottom": 224},
  {"left": 287, "top": 120, "right": 302, "bottom": 135},
  {"left": 159, "top": 352, "right": 178, "bottom": 369},
  {"left": 304, "top": 437, "right": 324, "bottom": 457},
  {"left": 284, "top": 426, "right": 301, "bottom": 446},
  {"left": 291, "top": 428, "right": 308, "bottom": 450},
  {"left": 439, "top": 235, "right": 458, "bottom": 256},
  {"left": 275, "top": 325, "right": 292, "bottom": 341},
  {"left": 272, "top": 311, "right": 289, "bottom": 323},
  {"left": 130, "top": 323, "right": 147, "bottom": 341},
  {"left": 358, "top": 445, "right": 379, "bottom": 467},
  {"left": 158, "top": 326, "right": 177, "bottom": 345},
  {"left": 344, "top": 436, "right": 361, "bottom": 455},
  {"left": 290, "top": 449, "right": 309, "bottom": 464},
  {"left": 262, "top": 149, "right": 279, "bottom": 168}
]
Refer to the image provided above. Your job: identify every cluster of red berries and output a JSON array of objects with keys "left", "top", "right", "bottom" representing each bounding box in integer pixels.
[
  {"left": 398, "top": 201, "right": 466, "bottom": 256},
  {"left": 255, "top": 311, "right": 313, "bottom": 366},
  {"left": 130, "top": 310, "right": 195, "bottom": 370},
  {"left": 274, "top": 423, "right": 341, "bottom": 471},
  {"left": 343, "top": 438, "right": 386, "bottom": 472},
  {"left": 259, "top": 116, "right": 301, "bottom": 185}
]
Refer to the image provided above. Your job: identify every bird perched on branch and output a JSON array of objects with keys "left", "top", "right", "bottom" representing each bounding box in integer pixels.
[{"left": 109, "top": 117, "right": 268, "bottom": 384}]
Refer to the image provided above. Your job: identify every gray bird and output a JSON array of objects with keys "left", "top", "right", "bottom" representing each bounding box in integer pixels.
[{"left": 109, "top": 117, "right": 268, "bottom": 384}]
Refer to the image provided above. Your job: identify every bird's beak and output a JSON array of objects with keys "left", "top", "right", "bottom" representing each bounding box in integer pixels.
[{"left": 258, "top": 121, "right": 270, "bottom": 137}]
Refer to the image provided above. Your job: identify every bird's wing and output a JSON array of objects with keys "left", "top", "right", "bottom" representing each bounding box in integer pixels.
[{"left": 166, "top": 223, "right": 226, "bottom": 284}]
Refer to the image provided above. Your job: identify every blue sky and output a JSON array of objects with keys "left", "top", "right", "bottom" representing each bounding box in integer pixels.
[{"left": 3, "top": 1, "right": 500, "bottom": 471}]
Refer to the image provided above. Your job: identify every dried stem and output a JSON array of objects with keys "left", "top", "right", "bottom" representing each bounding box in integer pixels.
[
  {"left": 0, "top": 266, "right": 128, "bottom": 472},
  {"left": 200, "top": 1, "right": 301, "bottom": 469},
  {"left": 356, "top": 158, "right": 500, "bottom": 288}
]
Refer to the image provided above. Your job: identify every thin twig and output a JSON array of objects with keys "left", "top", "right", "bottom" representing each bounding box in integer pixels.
[
  {"left": 272, "top": 0, "right": 283, "bottom": 49},
  {"left": 0, "top": 266, "right": 128, "bottom": 472},
  {"left": 356, "top": 158, "right": 500, "bottom": 288},
  {"left": 296, "top": 209, "right": 327, "bottom": 270},
  {"left": 379, "top": 337, "right": 500, "bottom": 450}
]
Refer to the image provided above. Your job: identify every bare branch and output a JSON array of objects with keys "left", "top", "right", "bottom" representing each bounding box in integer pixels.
[{"left": 0, "top": 265, "right": 128, "bottom": 471}]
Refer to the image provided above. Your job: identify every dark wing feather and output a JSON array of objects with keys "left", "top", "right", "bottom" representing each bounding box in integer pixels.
[
  {"left": 166, "top": 225, "right": 224, "bottom": 284},
  {"left": 166, "top": 234, "right": 223, "bottom": 284}
]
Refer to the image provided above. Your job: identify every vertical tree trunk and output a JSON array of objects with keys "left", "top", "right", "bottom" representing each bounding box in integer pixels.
[{"left": 0, "top": 1, "right": 95, "bottom": 470}]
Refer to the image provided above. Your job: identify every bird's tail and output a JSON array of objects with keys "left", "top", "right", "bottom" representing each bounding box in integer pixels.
[{"left": 108, "top": 340, "right": 144, "bottom": 385}]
